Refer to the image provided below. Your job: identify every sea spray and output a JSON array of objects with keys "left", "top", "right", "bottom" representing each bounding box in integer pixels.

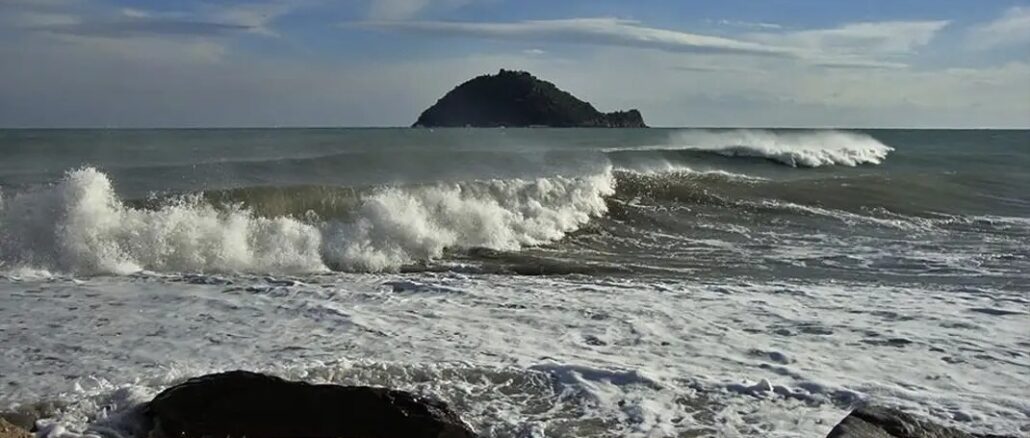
[
  {"left": 0, "top": 167, "right": 327, "bottom": 274},
  {"left": 323, "top": 171, "right": 614, "bottom": 271},
  {"left": 0, "top": 167, "right": 615, "bottom": 274},
  {"left": 661, "top": 129, "right": 894, "bottom": 167}
]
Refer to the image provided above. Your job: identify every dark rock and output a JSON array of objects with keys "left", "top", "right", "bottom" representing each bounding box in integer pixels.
[
  {"left": 0, "top": 413, "right": 33, "bottom": 434},
  {"left": 414, "top": 69, "right": 647, "bottom": 128},
  {"left": 1, "top": 400, "right": 64, "bottom": 432},
  {"left": 147, "top": 370, "right": 477, "bottom": 438},
  {"left": 827, "top": 406, "right": 1015, "bottom": 438},
  {"left": 0, "top": 418, "right": 30, "bottom": 438}
]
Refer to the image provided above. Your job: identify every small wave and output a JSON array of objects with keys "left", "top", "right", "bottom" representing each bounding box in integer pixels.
[
  {"left": 754, "top": 200, "right": 934, "bottom": 231},
  {"left": 610, "top": 169, "right": 744, "bottom": 206},
  {"left": 0, "top": 167, "right": 614, "bottom": 275},
  {"left": 647, "top": 129, "right": 894, "bottom": 167}
]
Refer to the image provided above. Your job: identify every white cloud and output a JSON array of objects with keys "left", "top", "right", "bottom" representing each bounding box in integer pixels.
[
  {"left": 514, "top": 48, "right": 1030, "bottom": 127},
  {"left": 120, "top": 8, "right": 151, "bottom": 19},
  {"left": 10, "top": 1, "right": 300, "bottom": 39},
  {"left": 1, "top": 1, "right": 1024, "bottom": 128},
  {"left": 968, "top": 6, "right": 1030, "bottom": 49},
  {"left": 748, "top": 20, "right": 950, "bottom": 57},
  {"left": 359, "top": 18, "right": 796, "bottom": 57},
  {"left": 357, "top": 18, "right": 952, "bottom": 68},
  {"left": 714, "top": 19, "right": 783, "bottom": 30},
  {"left": 209, "top": 1, "right": 301, "bottom": 37},
  {"left": 366, "top": 0, "right": 479, "bottom": 20}
]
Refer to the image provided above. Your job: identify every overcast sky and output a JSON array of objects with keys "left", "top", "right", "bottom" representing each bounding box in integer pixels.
[{"left": 1, "top": 0, "right": 1028, "bottom": 128}]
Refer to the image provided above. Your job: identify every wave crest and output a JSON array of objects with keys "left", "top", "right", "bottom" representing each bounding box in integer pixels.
[
  {"left": 323, "top": 171, "right": 614, "bottom": 271},
  {"left": 0, "top": 167, "right": 614, "bottom": 275},
  {"left": 664, "top": 129, "right": 894, "bottom": 167}
]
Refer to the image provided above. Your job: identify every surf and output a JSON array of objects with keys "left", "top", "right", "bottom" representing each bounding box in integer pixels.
[
  {"left": 0, "top": 167, "right": 615, "bottom": 275},
  {"left": 608, "top": 129, "right": 894, "bottom": 167}
]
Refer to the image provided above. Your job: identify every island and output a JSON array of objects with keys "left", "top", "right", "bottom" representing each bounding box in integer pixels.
[{"left": 413, "top": 69, "right": 647, "bottom": 128}]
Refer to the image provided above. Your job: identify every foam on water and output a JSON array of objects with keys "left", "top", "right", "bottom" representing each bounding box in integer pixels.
[
  {"left": 322, "top": 170, "right": 613, "bottom": 271},
  {"left": 662, "top": 129, "right": 894, "bottom": 167},
  {"left": 0, "top": 167, "right": 614, "bottom": 274},
  {"left": 1, "top": 130, "right": 1027, "bottom": 437},
  {"left": 2, "top": 274, "right": 1027, "bottom": 437},
  {"left": 0, "top": 168, "right": 327, "bottom": 275}
]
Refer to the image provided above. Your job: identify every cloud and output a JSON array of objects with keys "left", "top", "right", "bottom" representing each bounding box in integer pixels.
[
  {"left": 366, "top": 0, "right": 479, "bottom": 20},
  {"left": 529, "top": 48, "right": 1030, "bottom": 127},
  {"left": 713, "top": 19, "right": 783, "bottom": 30},
  {"left": 358, "top": 18, "right": 796, "bottom": 57},
  {"left": 210, "top": 1, "right": 301, "bottom": 37},
  {"left": 2, "top": 33, "right": 1028, "bottom": 128},
  {"left": 968, "top": 6, "right": 1030, "bottom": 49},
  {"left": 357, "top": 17, "right": 949, "bottom": 68},
  {"left": 12, "top": 1, "right": 300, "bottom": 39},
  {"left": 2, "top": 1, "right": 1024, "bottom": 128},
  {"left": 120, "top": 8, "right": 152, "bottom": 19},
  {"left": 748, "top": 20, "right": 950, "bottom": 57},
  {"left": 31, "top": 19, "right": 252, "bottom": 38}
]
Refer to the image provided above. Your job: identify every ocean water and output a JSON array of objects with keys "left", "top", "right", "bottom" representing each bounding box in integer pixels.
[{"left": 0, "top": 128, "right": 1027, "bottom": 437}]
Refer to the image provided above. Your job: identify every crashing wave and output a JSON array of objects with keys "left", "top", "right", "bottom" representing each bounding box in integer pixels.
[
  {"left": 651, "top": 129, "right": 894, "bottom": 167},
  {"left": 0, "top": 167, "right": 614, "bottom": 275}
]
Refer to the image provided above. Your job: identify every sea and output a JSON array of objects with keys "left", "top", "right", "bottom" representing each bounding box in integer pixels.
[{"left": 0, "top": 128, "right": 1027, "bottom": 437}]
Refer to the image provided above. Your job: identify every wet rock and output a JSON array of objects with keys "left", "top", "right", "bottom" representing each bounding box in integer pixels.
[
  {"left": 861, "top": 337, "right": 914, "bottom": 348},
  {"left": 1, "top": 400, "right": 64, "bottom": 431},
  {"left": 147, "top": 370, "right": 477, "bottom": 438},
  {"left": 827, "top": 405, "right": 1014, "bottom": 438},
  {"left": 0, "top": 418, "right": 30, "bottom": 438}
]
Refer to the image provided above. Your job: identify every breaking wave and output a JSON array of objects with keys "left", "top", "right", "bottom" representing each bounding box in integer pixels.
[
  {"left": 613, "top": 129, "right": 894, "bottom": 167},
  {"left": 0, "top": 167, "right": 614, "bottom": 275}
]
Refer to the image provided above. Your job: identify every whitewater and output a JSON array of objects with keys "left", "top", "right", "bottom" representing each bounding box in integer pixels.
[
  {"left": 0, "top": 167, "right": 613, "bottom": 274},
  {"left": 0, "top": 128, "right": 1027, "bottom": 437}
]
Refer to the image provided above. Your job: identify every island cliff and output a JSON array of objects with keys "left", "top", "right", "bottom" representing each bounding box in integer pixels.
[{"left": 413, "top": 70, "right": 647, "bottom": 128}]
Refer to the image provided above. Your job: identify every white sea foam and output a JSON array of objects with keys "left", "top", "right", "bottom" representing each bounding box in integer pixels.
[
  {"left": 4, "top": 275, "right": 1027, "bottom": 437},
  {"left": 0, "top": 168, "right": 327, "bottom": 275},
  {"left": 664, "top": 129, "right": 895, "bottom": 167},
  {"left": 323, "top": 171, "right": 613, "bottom": 271},
  {"left": 0, "top": 167, "right": 614, "bottom": 275}
]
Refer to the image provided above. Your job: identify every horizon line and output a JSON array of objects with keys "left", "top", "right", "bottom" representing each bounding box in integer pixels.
[{"left": 2, "top": 125, "right": 1028, "bottom": 130}]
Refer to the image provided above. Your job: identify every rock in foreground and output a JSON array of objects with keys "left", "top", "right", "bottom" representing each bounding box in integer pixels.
[
  {"left": 147, "top": 370, "right": 477, "bottom": 438},
  {"left": 0, "top": 418, "right": 30, "bottom": 438},
  {"left": 414, "top": 69, "right": 646, "bottom": 128},
  {"left": 828, "top": 406, "right": 1014, "bottom": 438}
]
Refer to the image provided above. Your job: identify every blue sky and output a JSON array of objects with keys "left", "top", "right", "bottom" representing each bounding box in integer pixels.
[{"left": 1, "top": 0, "right": 1028, "bottom": 127}]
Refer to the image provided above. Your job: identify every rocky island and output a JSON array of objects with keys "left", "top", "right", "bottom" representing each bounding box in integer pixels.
[{"left": 414, "top": 69, "right": 646, "bottom": 128}]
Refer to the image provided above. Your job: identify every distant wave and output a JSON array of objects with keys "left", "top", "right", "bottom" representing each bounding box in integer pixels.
[
  {"left": 609, "top": 129, "right": 894, "bottom": 167},
  {"left": 0, "top": 167, "right": 614, "bottom": 274}
]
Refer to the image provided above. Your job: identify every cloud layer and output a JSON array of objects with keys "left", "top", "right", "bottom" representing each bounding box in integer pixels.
[
  {"left": 968, "top": 6, "right": 1030, "bottom": 49},
  {"left": 359, "top": 17, "right": 954, "bottom": 68},
  {"left": 360, "top": 18, "right": 794, "bottom": 56},
  {"left": 0, "top": 1, "right": 1027, "bottom": 128}
]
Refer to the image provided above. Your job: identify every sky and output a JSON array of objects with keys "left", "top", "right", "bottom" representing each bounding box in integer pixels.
[{"left": 1, "top": 0, "right": 1028, "bottom": 128}]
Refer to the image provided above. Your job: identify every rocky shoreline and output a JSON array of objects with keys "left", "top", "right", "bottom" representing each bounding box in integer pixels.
[{"left": 1, "top": 371, "right": 1016, "bottom": 437}]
